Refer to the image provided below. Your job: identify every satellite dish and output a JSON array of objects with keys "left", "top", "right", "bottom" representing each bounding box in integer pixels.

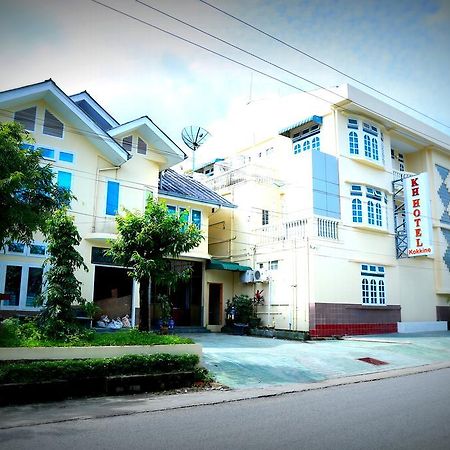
[{"left": 181, "top": 126, "right": 210, "bottom": 173}]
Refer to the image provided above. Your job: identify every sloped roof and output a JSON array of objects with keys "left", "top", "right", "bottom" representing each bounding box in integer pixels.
[
  {"left": 70, "top": 91, "right": 119, "bottom": 132},
  {"left": 0, "top": 79, "right": 128, "bottom": 165},
  {"left": 159, "top": 169, "right": 236, "bottom": 208}
]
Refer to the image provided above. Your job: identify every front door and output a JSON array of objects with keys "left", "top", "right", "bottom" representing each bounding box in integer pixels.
[{"left": 208, "top": 283, "right": 222, "bottom": 325}]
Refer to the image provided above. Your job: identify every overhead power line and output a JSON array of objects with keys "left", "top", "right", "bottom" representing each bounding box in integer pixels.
[
  {"left": 88, "top": 0, "right": 450, "bottom": 150},
  {"left": 198, "top": 0, "right": 450, "bottom": 131}
]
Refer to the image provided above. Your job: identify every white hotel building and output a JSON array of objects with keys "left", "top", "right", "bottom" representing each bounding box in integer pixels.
[{"left": 195, "top": 84, "right": 450, "bottom": 336}]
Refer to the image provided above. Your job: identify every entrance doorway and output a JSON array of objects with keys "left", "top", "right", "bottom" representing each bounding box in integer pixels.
[
  {"left": 151, "top": 261, "right": 203, "bottom": 327},
  {"left": 93, "top": 266, "right": 133, "bottom": 319},
  {"left": 208, "top": 283, "right": 223, "bottom": 325}
]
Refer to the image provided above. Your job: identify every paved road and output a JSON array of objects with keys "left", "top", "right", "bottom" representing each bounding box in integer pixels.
[
  {"left": 191, "top": 331, "right": 450, "bottom": 388},
  {"left": 1, "top": 368, "right": 449, "bottom": 450}
]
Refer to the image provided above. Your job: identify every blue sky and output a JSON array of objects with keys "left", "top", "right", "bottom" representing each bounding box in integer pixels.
[{"left": 0, "top": 0, "right": 449, "bottom": 152}]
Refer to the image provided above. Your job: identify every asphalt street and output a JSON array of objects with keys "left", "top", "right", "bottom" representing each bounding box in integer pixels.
[{"left": 1, "top": 367, "right": 449, "bottom": 450}]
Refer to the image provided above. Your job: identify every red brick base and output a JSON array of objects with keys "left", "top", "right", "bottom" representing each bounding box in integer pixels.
[{"left": 310, "top": 323, "right": 397, "bottom": 337}]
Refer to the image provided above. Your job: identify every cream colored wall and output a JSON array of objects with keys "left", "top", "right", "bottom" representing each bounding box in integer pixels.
[{"left": 203, "top": 269, "right": 234, "bottom": 329}]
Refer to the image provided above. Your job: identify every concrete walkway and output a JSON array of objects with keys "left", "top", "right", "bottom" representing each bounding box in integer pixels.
[{"left": 189, "top": 331, "right": 450, "bottom": 389}]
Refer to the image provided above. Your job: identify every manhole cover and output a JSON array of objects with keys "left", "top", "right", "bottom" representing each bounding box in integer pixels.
[{"left": 357, "top": 357, "right": 388, "bottom": 366}]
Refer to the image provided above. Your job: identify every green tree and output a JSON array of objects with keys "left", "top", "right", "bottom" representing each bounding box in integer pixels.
[
  {"left": 36, "top": 209, "right": 88, "bottom": 338},
  {"left": 0, "top": 121, "right": 70, "bottom": 247},
  {"left": 107, "top": 198, "right": 203, "bottom": 331}
]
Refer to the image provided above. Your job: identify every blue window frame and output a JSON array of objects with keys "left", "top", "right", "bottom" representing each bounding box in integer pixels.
[
  {"left": 348, "top": 118, "right": 358, "bottom": 129},
  {"left": 293, "top": 143, "right": 301, "bottom": 154},
  {"left": 59, "top": 151, "right": 74, "bottom": 163},
  {"left": 106, "top": 181, "right": 119, "bottom": 215},
  {"left": 370, "top": 279, "right": 377, "bottom": 303},
  {"left": 167, "top": 205, "right": 177, "bottom": 215},
  {"left": 352, "top": 199, "right": 362, "bottom": 223},
  {"left": 362, "top": 279, "right": 369, "bottom": 303},
  {"left": 372, "top": 138, "right": 379, "bottom": 161},
  {"left": 40, "top": 147, "right": 55, "bottom": 160},
  {"left": 192, "top": 210, "right": 201, "bottom": 229},
  {"left": 375, "top": 203, "right": 382, "bottom": 226},
  {"left": 57, "top": 171, "right": 72, "bottom": 191},
  {"left": 368, "top": 201, "right": 375, "bottom": 225},
  {"left": 20, "top": 143, "right": 34, "bottom": 151},
  {"left": 303, "top": 140, "right": 311, "bottom": 152},
  {"left": 349, "top": 131, "right": 359, "bottom": 155},
  {"left": 379, "top": 280, "right": 385, "bottom": 304},
  {"left": 312, "top": 136, "right": 320, "bottom": 151},
  {"left": 364, "top": 135, "right": 371, "bottom": 158}
]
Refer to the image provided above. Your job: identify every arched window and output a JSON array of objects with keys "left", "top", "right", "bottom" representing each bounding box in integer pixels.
[
  {"left": 372, "top": 138, "right": 379, "bottom": 160},
  {"left": 379, "top": 280, "right": 385, "bottom": 304},
  {"left": 370, "top": 279, "right": 377, "bottom": 304},
  {"left": 362, "top": 279, "right": 369, "bottom": 303},
  {"left": 364, "top": 135, "right": 371, "bottom": 158},
  {"left": 303, "top": 140, "right": 311, "bottom": 152},
  {"left": 349, "top": 131, "right": 359, "bottom": 155},
  {"left": 368, "top": 201, "right": 375, "bottom": 224},
  {"left": 312, "top": 136, "right": 320, "bottom": 151},
  {"left": 293, "top": 143, "right": 301, "bottom": 154},
  {"left": 375, "top": 203, "right": 382, "bottom": 226},
  {"left": 352, "top": 199, "right": 362, "bottom": 223}
]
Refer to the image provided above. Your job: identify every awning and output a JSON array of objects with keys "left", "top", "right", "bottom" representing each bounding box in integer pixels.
[
  {"left": 279, "top": 115, "right": 323, "bottom": 136},
  {"left": 206, "top": 259, "right": 252, "bottom": 272}
]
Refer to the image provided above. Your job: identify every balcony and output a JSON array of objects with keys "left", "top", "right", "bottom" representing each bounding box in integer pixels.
[
  {"left": 253, "top": 216, "right": 339, "bottom": 245},
  {"left": 205, "top": 165, "right": 279, "bottom": 191},
  {"left": 392, "top": 170, "right": 416, "bottom": 181}
]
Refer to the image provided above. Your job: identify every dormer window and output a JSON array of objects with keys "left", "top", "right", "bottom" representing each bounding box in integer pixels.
[
  {"left": 137, "top": 137, "right": 147, "bottom": 155},
  {"left": 122, "top": 135, "right": 132, "bottom": 152},
  {"left": 43, "top": 110, "right": 64, "bottom": 138},
  {"left": 14, "top": 106, "right": 37, "bottom": 131}
]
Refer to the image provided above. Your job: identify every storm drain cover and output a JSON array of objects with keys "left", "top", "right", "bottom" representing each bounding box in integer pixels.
[{"left": 357, "top": 357, "right": 388, "bottom": 365}]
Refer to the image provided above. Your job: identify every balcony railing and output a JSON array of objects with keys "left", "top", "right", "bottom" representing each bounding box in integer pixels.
[
  {"left": 205, "top": 165, "right": 279, "bottom": 191},
  {"left": 392, "top": 169, "right": 416, "bottom": 181},
  {"left": 253, "top": 216, "right": 339, "bottom": 245}
]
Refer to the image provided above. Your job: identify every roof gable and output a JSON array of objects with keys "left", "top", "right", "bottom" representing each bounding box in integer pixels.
[
  {"left": 159, "top": 169, "right": 235, "bottom": 208},
  {"left": 109, "top": 116, "right": 186, "bottom": 170},
  {"left": 0, "top": 80, "right": 128, "bottom": 165}
]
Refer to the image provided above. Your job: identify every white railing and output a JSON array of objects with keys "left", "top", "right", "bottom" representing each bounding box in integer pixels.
[
  {"left": 317, "top": 217, "right": 339, "bottom": 240},
  {"left": 393, "top": 170, "right": 416, "bottom": 181},
  {"left": 253, "top": 216, "right": 339, "bottom": 245},
  {"left": 205, "top": 165, "right": 279, "bottom": 191}
]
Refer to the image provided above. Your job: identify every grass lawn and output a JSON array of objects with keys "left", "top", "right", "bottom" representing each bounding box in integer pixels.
[{"left": 0, "top": 321, "right": 194, "bottom": 348}]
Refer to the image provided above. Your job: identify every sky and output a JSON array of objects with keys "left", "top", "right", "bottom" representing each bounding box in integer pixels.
[{"left": 1, "top": 0, "right": 449, "bottom": 160}]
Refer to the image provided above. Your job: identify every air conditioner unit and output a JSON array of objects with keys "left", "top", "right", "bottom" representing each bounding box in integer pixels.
[
  {"left": 240, "top": 270, "right": 254, "bottom": 283},
  {"left": 254, "top": 269, "right": 270, "bottom": 283}
]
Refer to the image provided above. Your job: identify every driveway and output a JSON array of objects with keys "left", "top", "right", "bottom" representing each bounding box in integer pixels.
[{"left": 187, "top": 331, "right": 450, "bottom": 389}]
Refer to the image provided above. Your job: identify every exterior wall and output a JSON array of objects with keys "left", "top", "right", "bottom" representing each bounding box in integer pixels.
[
  {"left": 205, "top": 89, "right": 450, "bottom": 336},
  {"left": 0, "top": 93, "right": 215, "bottom": 323}
]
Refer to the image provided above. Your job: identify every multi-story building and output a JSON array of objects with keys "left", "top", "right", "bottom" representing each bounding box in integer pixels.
[
  {"left": 0, "top": 80, "right": 240, "bottom": 329},
  {"left": 196, "top": 84, "right": 450, "bottom": 335}
]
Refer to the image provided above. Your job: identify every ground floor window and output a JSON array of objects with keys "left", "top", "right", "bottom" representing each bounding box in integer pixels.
[
  {"left": 0, "top": 263, "right": 43, "bottom": 309},
  {"left": 361, "top": 264, "right": 385, "bottom": 305}
]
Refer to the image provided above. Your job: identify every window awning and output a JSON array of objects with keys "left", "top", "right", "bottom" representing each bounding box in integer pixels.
[
  {"left": 206, "top": 260, "right": 252, "bottom": 272},
  {"left": 279, "top": 115, "right": 323, "bottom": 136}
]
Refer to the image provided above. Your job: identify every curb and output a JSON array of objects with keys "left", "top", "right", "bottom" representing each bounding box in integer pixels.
[{"left": 1, "top": 361, "right": 449, "bottom": 430}]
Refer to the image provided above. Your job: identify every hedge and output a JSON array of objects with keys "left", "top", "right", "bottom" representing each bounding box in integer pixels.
[{"left": 0, "top": 353, "right": 201, "bottom": 384}]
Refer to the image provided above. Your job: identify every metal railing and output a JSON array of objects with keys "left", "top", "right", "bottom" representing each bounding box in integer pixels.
[{"left": 205, "top": 165, "right": 279, "bottom": 190}]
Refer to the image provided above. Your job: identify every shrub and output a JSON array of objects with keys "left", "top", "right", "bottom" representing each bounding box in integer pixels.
[
  {"left": 225, "top": 294, "right": 254, "bottom": 324},
  {"left": 0, "top": 353, "right": 201, "bottom": 384}
]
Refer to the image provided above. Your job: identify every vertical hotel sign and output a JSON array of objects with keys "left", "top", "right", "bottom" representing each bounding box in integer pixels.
[{"left": 404, "top": 173, "right": 433, "bottom": 257}]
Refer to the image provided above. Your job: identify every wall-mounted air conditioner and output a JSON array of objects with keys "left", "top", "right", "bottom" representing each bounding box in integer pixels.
[
  {"left": 240, "top": 270, "right": 254, "bottom": 283},
  {"left": 254, "top": 269, "right": 270, "bottom": 283}
]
